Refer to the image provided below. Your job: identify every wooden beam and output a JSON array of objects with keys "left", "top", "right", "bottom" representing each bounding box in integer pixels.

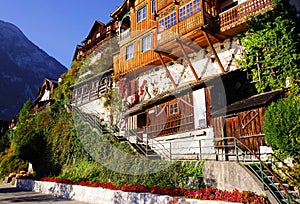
[
  {"left": 154, "top": 50, "right": 178, "bottom": 61},
  {"left": 175, "top": 37, "right": 200, "bottom": 81},
  {"left": 157, "top": 52, "right": 177, "bottom": 88},
  {"left": 203, "top": 31, "right": 226, "bottom": 74}
]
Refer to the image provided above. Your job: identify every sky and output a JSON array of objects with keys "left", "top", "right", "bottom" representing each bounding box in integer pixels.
[{"left": 0, "top": 0, "right": 123, "bottom": 68}]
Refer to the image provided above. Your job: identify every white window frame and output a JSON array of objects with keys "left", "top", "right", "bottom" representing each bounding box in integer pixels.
[
  {"left": 126, "top": 44, "right": 134, "bottom": 60},
  {"left": 141, "top": 34, "right": 152, "bottom": 53},
  {"left": 137, "top": 6, "right": 147, "bottom": 23}
]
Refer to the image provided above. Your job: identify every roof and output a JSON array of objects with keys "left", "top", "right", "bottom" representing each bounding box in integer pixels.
[
  {"left": 110, "top": 0, "right": 130, "bottom": 18},
  {"left": 212, "top": 88, "right": 284, "bottom": 116},
  {"left": 82, "top": 20, "right": 106, "bottom": 44}
]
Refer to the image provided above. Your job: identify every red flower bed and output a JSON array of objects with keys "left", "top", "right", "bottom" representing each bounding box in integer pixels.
[{"left": 38, "top": 177, "right": 269, "bottom": 203}]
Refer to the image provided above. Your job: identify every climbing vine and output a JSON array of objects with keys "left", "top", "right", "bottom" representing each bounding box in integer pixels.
[{"left": 237, "top": 0, "right": 300, "bottom": 94}]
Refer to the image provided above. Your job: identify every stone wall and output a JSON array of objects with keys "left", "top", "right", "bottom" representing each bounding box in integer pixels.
[
  {"left": 133, "top": 37, "right": 242, "bottom": 104},
  {"left": 15, "top": 179, "right": 241, "bottom": 204}
]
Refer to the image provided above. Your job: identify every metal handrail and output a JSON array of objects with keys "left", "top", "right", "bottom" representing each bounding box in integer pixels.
[
  {"left": 148, "top": 139, "right": 171, "bottom": 160},
  {"left": 72, "top": 106, "right": 104, "bottom": 134}
]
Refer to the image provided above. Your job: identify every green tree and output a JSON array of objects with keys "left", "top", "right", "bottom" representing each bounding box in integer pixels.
[
  {"left": 238, "top": 0, "right": 300, "bottom": 93},
  {"left": 263, "top": 95, "right": 300, "bottom": 161}
]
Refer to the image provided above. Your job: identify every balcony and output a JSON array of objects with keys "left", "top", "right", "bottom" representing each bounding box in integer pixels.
[
  {"left": 157, "top": 13, "right": 204, "bottom": 49},
  {"left": 119, "top": 29, "right": 131, "bottom": 43},
  {"left": 219, "top": 0, "right": 274, "bottom": 33}
]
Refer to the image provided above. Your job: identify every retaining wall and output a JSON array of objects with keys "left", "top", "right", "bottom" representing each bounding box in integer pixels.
[{"left": 15, "top": 179, "right": 240, "bottom": 204}]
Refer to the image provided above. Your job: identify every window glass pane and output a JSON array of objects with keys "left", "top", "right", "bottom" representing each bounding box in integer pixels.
[
  {"left": 171, "top": 12, "right": 176, "bottom": 26},
  {"left": 194, "top": 0, "right": 201, "bottom": 13},
  {"left": 187, "top": 2, "right": 193, "bottom": 17},
  {"left": 179, "top": 7, "right": 186, "bottom": 21},
  {"left": 126, "top": 44, "right": 134, "bottom": 60},
  {"left": 137, "top": 6, "right": 147, "bottom": 22},
  {"left": 152, "top": 0, "right": 156, "bottom": 14},
  {"left": 141, "top": 35, "right": 152, "bottom": 52}
]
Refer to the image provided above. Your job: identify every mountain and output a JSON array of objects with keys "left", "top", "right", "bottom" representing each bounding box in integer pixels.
[{"left": 0, "top": 20, "right": 67, "bottom": 120}]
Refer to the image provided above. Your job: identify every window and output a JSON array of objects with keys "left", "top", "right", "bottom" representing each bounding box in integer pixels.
[
  {"left": 141, "top": 34, "right": 152, "bottom": 53},
  {"left": 126, "top": 44, "right": 134, "bottom": 60},
  {"left": 194, "top": 0, "right": 201, "bottom": 13},
  {"left": 159, "top": 12, "right": 177, "bottom": 31},
  {"left": 137, "top": 6, "right": 147, "bottom": 23},
  {"left": 169, "top": 103, "right": 179, "bottom": 115},
  {"left": 179, "top": 0, "right": 201, "bottom": 22},
  {"left": 151, "top": 0, "right": 157, "bottom": 14}
]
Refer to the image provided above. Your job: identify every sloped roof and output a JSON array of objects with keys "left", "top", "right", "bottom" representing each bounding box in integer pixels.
[
  {"left": 82, "top": 20, "right": 105, "bottom": 44},
  {"left": 212, "top": 88, "right": 284, "bottom": 116},
  {"left": 110, "top": 0, "right": 131, "bottom": 18}
]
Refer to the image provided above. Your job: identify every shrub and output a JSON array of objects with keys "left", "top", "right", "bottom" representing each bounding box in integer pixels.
[{"left": 263, "top": 95, "right": 300, "bottom": 161}]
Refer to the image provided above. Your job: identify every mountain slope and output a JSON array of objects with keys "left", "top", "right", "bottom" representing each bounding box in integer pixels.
[{"left": 0, "top": 20, "right": 67, "bottom": 120}]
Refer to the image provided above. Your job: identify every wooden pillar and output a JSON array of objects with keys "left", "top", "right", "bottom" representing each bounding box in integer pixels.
[
  {"left": 203, "top": 31, "right": 226, "bottom": 74},
  {"left": 175, "top": 38, "right": 200, "bottom": 81},
  {"left": 157, "top": 52, "right": 177, "bottom": 88}
]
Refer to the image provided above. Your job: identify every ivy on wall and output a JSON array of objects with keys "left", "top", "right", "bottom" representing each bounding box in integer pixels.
[{"left": 237, "top": 0, "right": 300, "bottom": 94}]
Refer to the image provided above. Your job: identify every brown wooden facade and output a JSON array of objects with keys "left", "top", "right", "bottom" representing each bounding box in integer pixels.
[
  {"left": 145, "top": 93, "right": 194, "bottom": 138},
  {"left": 212, "top": 89, "right": 283, "bottom": 153},
  {"left": 113, "top": 0, "right": 274, "bottom": 76},
  {"left": 73, "top": 20, "right": 118, "bottom": 61}
]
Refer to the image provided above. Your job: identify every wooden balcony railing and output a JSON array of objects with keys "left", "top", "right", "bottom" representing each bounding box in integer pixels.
[
  {"left": 158, "top": 13, "right": 203, "bottom": 46},
  {"left": 157, "top": 26, "right": 177, "bottom": 46},
  {"left": 219, "top": 0, "right": 273, "bottom": 31},
  {"left": 178, "top": 14, "right": 203, "bottom": 35}
]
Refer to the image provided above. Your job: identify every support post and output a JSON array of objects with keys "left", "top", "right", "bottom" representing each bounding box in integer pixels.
[
  {"left": 203, "top": 31, "right": 226, "bottom": 74},
  {"left": 199, "top": 140, "right": 202, "bottom": 160},
  {"left": 175, "top": 37, "right": 200, "bottom": 81},
  {"left": 157, "top": 52, "right": 177, "bottom": 88}
]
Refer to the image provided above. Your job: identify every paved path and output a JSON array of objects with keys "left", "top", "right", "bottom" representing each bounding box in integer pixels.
[{"left": 0, "top": 183, "right": 88, "bottom": 204}]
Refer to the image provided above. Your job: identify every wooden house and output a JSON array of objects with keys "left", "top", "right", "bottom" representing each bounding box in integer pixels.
[
  {"left": 70, "top": 19, "right": 119, "bottom": 121},
  {"left": 33, "top": 78, "right": 58, "bottom": 112},
  {"left": 103, "top": 0, "right": 275, "bottom": 159},
  {"left": 73, "top": 20, "right": 118, "bottom": 61}
]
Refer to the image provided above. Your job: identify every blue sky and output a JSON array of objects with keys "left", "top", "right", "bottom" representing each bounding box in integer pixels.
[{"left": 0, "top": 0, "right": 122, "bottom": 68}]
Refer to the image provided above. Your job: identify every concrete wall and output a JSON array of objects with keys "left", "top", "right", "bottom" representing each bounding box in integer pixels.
[
  {"left": 202, "top": 161, "right": 266, "bottom": 195},
  {"left": 15, "top": 179, "right": 241, "bottom": 204},
  {"left": 149, "top": 128, "right": 215, "bottom": 160}
]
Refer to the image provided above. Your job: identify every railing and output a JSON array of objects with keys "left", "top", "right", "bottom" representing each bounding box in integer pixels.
[
  {"left": 234, "top": 138, "right": 292, "bottom": 204},
  {"left": 178, "top": 14, "right": 203, "bottom": 36},
  {"left": 219, "top": 0, "right": 274, "bottom": 31},
  {"left": 157, "top": 26, "right": 177, "bottom": 46},
  {"left": 71, "top": 108, "right": 293, "bottom": 203},
  {"left": 72, "top": 106, "right": 104, "bottom": 134},
  {"left": 145, "top": 136, "right": 292, "bottom": 203},
  {"left": 269, "top": 154, "right": 300, "bottom": 193},
  {"left": 119, "top": 29, "right": 131, "bottom": 43}
]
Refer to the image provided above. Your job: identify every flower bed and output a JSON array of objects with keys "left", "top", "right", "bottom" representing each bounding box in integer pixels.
[{"left": 37, "top": 177, "right": 269, "bottom": 203}]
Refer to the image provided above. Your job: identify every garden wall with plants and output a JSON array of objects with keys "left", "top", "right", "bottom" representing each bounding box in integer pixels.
[{"left": 15, "top": 178, "right": 268, "bottom": 204}]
